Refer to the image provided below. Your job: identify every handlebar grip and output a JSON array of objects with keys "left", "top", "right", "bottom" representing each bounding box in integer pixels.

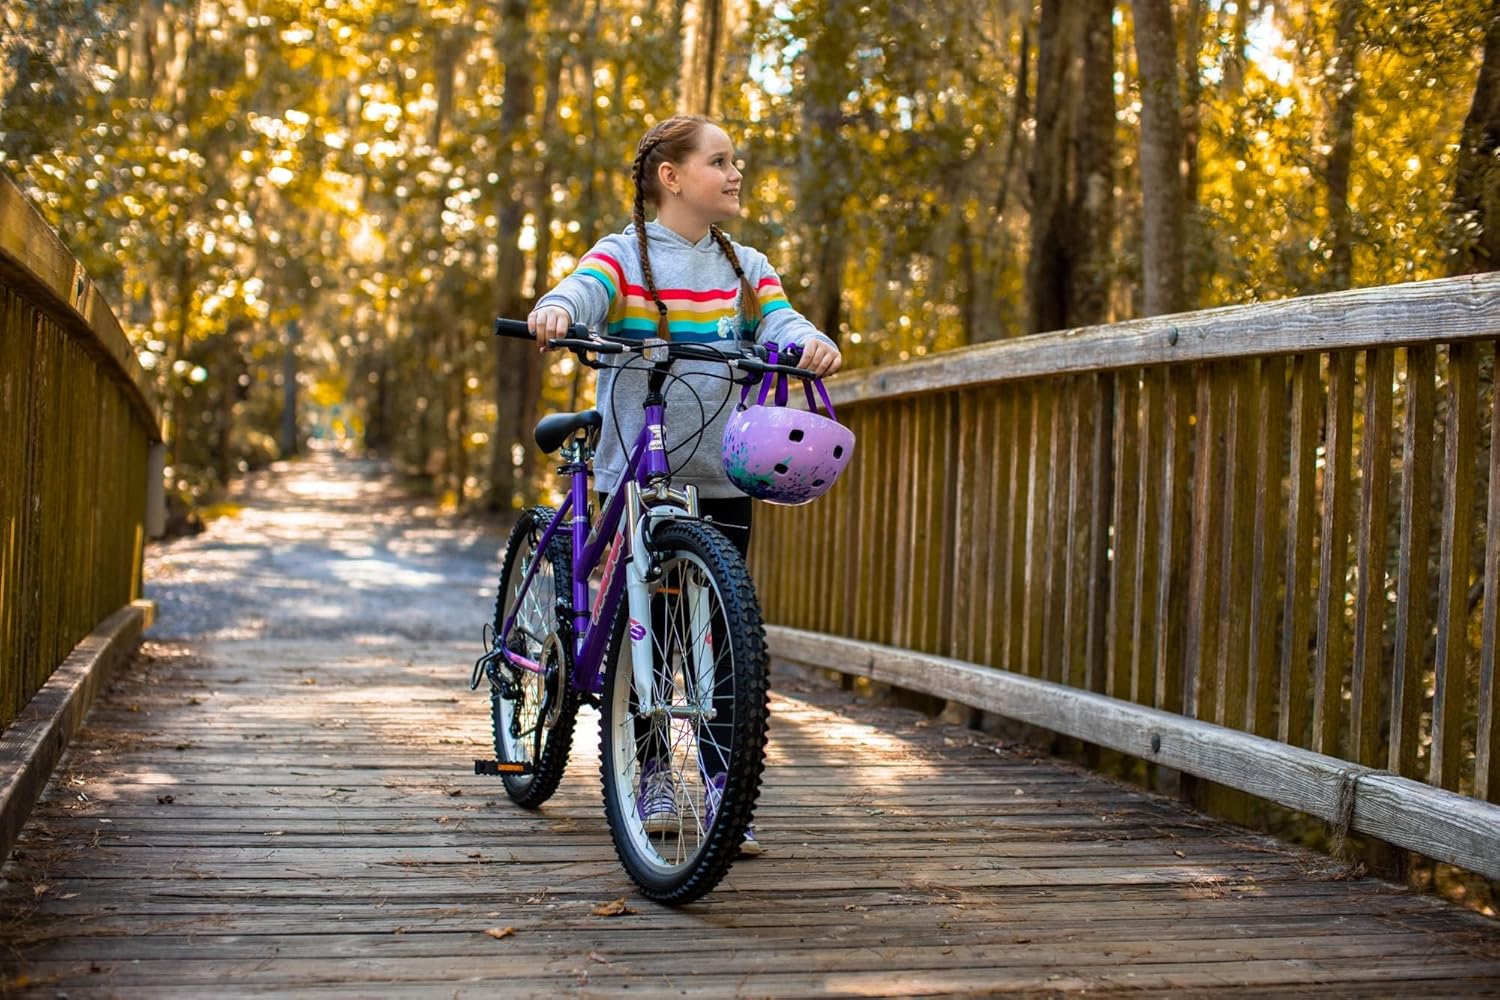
[
  {"left": 493, "top": 317, "right": 534, "bottom": 340},
  {"left": 492, "top": 317, "right": 592, "bottom": 340}
]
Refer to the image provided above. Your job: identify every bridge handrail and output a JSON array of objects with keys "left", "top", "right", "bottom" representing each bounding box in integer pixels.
[
  {"left": 753, "top": 272, "right": 1500, "bottom": 879},
  {"left": 828, "top": 273, "right": 1500, "bottom": 403},
  {"left": 0, "top": 174, "right": 161, "bottom": 731}
]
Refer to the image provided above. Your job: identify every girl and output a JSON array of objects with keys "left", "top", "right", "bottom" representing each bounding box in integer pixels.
[{"left": 527, "top": 115, "right": 842, "bottom": 855}]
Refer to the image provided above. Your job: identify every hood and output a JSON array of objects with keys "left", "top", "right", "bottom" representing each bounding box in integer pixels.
[{"left": 622, "top": 220, "right": 723, "bottom": 254}]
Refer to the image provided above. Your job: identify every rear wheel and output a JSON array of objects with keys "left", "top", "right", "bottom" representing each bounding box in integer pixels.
[
  {"left": 489, "top": 507, "right": 578, "bottom": 808},
  {"left": 599, "top": 519, "right": 768, "bottom": 904}
]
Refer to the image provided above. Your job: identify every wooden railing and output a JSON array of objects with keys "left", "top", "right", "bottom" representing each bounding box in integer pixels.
[
  {"left": 753, "top": 273, "right": 1500, "bottom": 876},
  {"left": 0, "top": 174, "right": 161, "bottom": 730}
]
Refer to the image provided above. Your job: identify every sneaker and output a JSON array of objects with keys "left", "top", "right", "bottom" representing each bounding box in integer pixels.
[
  {"left": 636, "top": 758, "right": 682, "bottom": 836},
  {"left": 703, "top": 771, "right": 765, "bottom": 858}
]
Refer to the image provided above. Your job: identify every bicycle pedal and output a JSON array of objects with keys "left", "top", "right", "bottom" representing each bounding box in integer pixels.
[{"left": 474, "top": 759, "right": 532, "bottom": 776}]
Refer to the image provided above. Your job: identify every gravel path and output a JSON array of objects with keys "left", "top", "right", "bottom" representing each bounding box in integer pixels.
[{"left": 144, "top": 452, "right": 503, "bottom": 645}]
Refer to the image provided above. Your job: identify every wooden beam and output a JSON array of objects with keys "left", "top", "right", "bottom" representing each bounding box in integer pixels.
[
  {"left": 0, "top": 174, "right": 160, "bottom": 438},
  {"left": 766, "top": 625, "right": 1500, "bottom": 882},
  {"left": 0, "top": 600, "right": 154, "bottom": 863},
  {"left": 825, "top": 272, "right": 1500, "bottom": 407}
]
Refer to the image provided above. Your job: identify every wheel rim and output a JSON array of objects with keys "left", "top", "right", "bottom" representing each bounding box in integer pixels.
[{"left": 606, "top": 548, "right": 734, "bottom": 876}]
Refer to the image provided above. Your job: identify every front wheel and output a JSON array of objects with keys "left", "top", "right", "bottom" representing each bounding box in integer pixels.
[
  {"left": 599, "top": 519, "right": 769, "bottom": 905},
  {"left": 489, "top": 507, "right": 579, "bottom": 808}
]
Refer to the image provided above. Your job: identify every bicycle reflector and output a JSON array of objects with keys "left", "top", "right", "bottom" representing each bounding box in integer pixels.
[{"left": 722, "top": 344, "right": 855, "bottom": 505}]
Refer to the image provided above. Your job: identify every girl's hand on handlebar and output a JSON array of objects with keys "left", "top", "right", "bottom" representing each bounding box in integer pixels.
[
  {"left": 529, "top": 305, "right": 574, "bottom": 350},
  {"left": 798, "top": 337, "right": 843, "bottom": 378}
]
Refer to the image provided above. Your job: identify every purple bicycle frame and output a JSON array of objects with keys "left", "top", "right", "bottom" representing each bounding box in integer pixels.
[{"left": 497, "top": 400, "right": 671, "bottom": 697}]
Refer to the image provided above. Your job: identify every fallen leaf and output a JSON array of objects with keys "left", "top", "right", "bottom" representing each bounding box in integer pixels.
[
  {"left": 263, "top": 830, "right": 285, "bottom": 837},
  {"left": 484, "top": 926, "right": 515, "bottom": 940},
  {"left": 300, "top": 678, "right": 318, "bottom": 686},
  {"left": 843, "top": 904, "right": 868, "bottom": 912},
  {"left": 58, "top": 893, "right": 79, "bottom": 900},
  {"left": 32, "top": 884, "right": 50, "bottom": 898},
  {"left": 588, "top": 951, "right": 613, "bottom": 965},
  {"left": 591, "top": 897, "right": 637, "bottom": 917},
  {"left": 1173, "top": 850, "right": 1186, "bottom": 858}
]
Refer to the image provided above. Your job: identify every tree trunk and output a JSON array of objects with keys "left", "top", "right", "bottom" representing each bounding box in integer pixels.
[
  {"left": 1449, "top": 8, "right": 1500, "bottom": 276},
  {"left": 797, "top": 0, "right": 860, "bottom": 340},
  {"left": 1131, "top": 0, "right": 1187, "bottom": 316},
  {"left": 679, "top": 0, "right": 730, "bottom": 115},
  {"left": 1325, "top": 0, "right": 1359, "bottom": 291},
  {"left": 280, "top": 320, "right": 299, "bottom": 458},
  {"left": 489, "top": 0, "right": 537, "bottom": 512},
  {"left": 1222, "top": 0, "right": 1249, "bottom": 96},
  {"left": 429, "top": 28, "right": 467, "bottom": 500},
  {"left": 1180, "top": 0, "right": 1204, "bottom": 305},
  {"left": 532, "top": 0, "right": 572, "bottom": 285},
  {"left": 1027, "top": 0, "right": 1078, "bottom": 334},
  {"left": 1028, "top": 0, "right": 1113, "bottom": 333},
  {"left": 1068, "top": 0, "right": 1115, "bottom": 327}
]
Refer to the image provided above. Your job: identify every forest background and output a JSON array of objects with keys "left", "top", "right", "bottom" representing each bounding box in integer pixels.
[{"left": 1, "top": 0, "right": 1497, "bottom": 517}]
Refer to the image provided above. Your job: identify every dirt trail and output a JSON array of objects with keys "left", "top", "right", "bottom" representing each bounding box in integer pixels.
[{"left": 145, "top": 451, "right": 502, "bottom": 645}]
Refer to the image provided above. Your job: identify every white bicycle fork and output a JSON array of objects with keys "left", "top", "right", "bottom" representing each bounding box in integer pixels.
[{"left": 621, "top": 482, "right": 712, "bottom": 719}]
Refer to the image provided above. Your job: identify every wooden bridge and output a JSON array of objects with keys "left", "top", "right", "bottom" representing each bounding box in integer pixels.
[{"left": 3, "top": 176, "right": 1500, "bottom": 995}]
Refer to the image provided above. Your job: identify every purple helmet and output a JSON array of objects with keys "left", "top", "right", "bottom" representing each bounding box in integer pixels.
[{"left": 722, "top": 349, "right": 855, "bottom": 506}]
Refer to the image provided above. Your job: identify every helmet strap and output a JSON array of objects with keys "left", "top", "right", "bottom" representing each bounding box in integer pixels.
[{"left": 740, "top": 341, "right": 837, "bottom": 419}]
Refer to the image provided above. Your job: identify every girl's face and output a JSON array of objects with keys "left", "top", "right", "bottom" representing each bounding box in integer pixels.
[{"left": 663, "top": 124, "right": 743, "bottom": 223}]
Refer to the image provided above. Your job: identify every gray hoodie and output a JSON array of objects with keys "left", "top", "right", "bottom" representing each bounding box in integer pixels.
[{"left": 535, "top": 221, "right": 835, "bottom": 498}]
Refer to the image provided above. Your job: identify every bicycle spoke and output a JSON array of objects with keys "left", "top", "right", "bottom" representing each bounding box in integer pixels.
[{"left": 489, "top": 508, "right": 578, "bottom": 809}]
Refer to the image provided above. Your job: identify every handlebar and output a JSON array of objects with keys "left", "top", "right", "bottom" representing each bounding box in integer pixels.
[{"left": 493, "top": 316, "right": 821, "bottom": 381}]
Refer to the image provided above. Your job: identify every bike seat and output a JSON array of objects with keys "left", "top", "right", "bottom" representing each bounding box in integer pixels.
[{"left": 534, "top": 409, "right": 602, "bottom": 454}]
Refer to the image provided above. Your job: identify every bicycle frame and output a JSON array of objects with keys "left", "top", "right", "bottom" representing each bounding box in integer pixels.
[{"left": 497, "top": 389, "right": 699, "bottom": 702}]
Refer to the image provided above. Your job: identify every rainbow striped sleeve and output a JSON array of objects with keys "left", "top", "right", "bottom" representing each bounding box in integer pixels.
[
  {"left": 756, "top": 274, "right": 791, "bottom": 317},
  {"left": 573, "top": 251, "right": 625, "bottom": 304}
]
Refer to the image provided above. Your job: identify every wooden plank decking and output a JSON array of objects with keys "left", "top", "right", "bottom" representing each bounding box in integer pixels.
[{"left": 2, "top": 456, "right": 1498, "bottom": 997}]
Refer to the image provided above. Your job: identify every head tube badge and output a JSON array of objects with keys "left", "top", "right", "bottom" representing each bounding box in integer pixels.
[
  {"left": 629, "top": 619, "right": 647, "bottom": 642},
  {"left": 648, "top": 424, "right": 666, "bottom": 452}
]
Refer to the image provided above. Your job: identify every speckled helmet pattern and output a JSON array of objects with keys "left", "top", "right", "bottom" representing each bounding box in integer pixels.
[{"left": 722, "top": 345, "right": 855, "bottom": 506}]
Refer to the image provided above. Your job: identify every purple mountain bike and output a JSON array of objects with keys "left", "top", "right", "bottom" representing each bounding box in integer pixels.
[{"left": 473, "top": 318, "right": 816, "bottom": 904}]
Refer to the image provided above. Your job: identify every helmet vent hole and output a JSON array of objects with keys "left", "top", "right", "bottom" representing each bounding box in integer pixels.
[
  {"left": 774, "top": 462, "right": 789, "bottom": 475},
  {"left": 833, "top": 445, "right": 844, "bottom": 459},
  {"left": 812, "top": 479, "right": 825, "bottom": 487},
  {"left": 789, "top": 429, "right": 805, "bottom": 442}
]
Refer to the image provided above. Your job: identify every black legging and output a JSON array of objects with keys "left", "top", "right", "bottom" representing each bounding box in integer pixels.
[
  {"left": 603, "top": 494, "right": 752, "bottom": 781},
  {"left": 597, "top": 494, "right": 752, "bottom": 559}
]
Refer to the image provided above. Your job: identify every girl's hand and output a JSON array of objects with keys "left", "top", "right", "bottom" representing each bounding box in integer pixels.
[
  {"left": 799, "top": 337, "right": 842, "bottom": 378},
  {"left": 529, "top": 305, "right": 573, "bottom": 351}
]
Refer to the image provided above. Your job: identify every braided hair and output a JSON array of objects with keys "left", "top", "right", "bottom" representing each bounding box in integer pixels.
[{"left": 632, "top": 116, "right": 762, "bottom": 341}]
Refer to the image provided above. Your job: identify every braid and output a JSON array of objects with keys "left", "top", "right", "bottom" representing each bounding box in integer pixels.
[
  {"left": 710, "top": 225, "right": 761, "bottom": 337},
  {"left": 633, "top": 139, "right": 672, "bottom": 340}
]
